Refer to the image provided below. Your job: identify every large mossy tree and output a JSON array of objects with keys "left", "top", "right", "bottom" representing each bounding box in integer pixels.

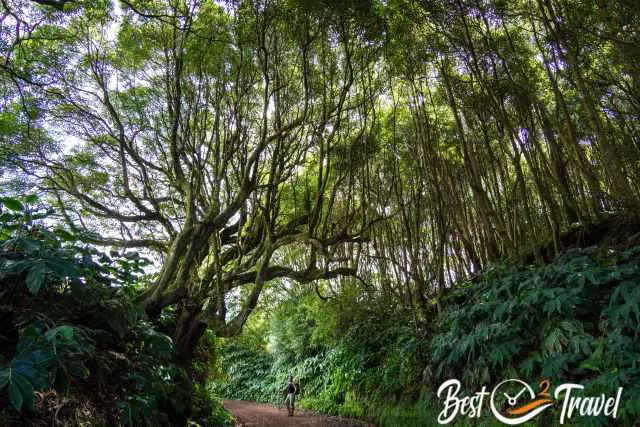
[
  {"left": 2, "top": 0, "right": 639, "bottom": 364},
  {"left": 3, "top": 0, "right": 384, "bottom": 363}
]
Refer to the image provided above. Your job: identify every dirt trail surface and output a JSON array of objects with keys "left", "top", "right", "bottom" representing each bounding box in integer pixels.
[{"left": 223, "top": 400, "right": 374, "bottom": 427}]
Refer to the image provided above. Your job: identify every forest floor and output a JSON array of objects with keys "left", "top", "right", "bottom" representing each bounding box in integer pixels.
[{"left": 223, "top": 400, "right": 374, "bottom": 427}]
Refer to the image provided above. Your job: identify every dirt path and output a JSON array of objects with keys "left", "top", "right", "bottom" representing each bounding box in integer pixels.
[{"left": 223, "top": 400, "right": 374, "bottom": 427}]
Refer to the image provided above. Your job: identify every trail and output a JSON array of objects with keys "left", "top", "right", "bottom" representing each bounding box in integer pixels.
[{"left": 223, "top": 400, "right": 374, "bottom": 427}]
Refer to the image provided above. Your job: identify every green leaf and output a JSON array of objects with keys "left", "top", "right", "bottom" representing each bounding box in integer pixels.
[
  {"left": 12, "top": 350, "right": 56, "bottom": 389},
  {"left": 9, "top": 380, "right": 23, "bottom": 411},
  {"left": 18, "top": 238, "right": 43, "bottom": 254},
  {"left": 59, "top": 326, "right": 74, "bottom": 341},
  {"left": 14, "top": 374, "right": 35, "bottom": 410},
  {"left": 24, "top": 194, "right": 38, "bottom": 204},
  {"left": 25, "top": 263, "right": 47, "bottom": 294},
  {"left": 17, "top": 326, "right": 41, "bottom": 352},
  {"left": 44, "top": 258, "right": 80, "bottom": 278},
  {"left": 45, "top": 325, "right": 74, "bottom": 342},
  {"left": 1, "top": 198, "right": 24, "bottom": 211},
  {"left": 0, "top": 368, "right": 10, "bottom": 390}
]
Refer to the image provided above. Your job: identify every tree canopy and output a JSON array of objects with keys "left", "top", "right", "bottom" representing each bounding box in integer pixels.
[{"left": 2, "top": 0, "right": 639, "bottom": 363}]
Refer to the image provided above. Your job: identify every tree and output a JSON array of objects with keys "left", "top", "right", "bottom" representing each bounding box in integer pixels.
[
  {"left": 4, "top": 0, "right": 639, "bottom": 362},
  {"left": 7, "top": 0, "right": 382, "bottom": 363}
]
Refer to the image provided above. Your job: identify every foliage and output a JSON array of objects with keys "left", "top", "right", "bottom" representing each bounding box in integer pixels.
[
  {"left": 212, "top": 322, "right": 282, "bottom": 404},
  {"left": 216, "top": 244, "right": 640, "bottom": 425},
  {"left": 3, "top": 0, "right": 640, "bottom": 425},
  {"left": 0, "top": 197, "right": 231, "bottom": 426},
  {"left": 7, "top": 0, "right": 640, "bottom": 370},
  {"left": 428, "top": 246, "right": 640, "bottom": 422}
]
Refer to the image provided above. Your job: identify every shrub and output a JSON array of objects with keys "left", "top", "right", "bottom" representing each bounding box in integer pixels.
[
  {"left": 214, "top": 245, "right": 640, "bottom": 426},
  {"left": 0, "top": 196, "right": 231, "bottom": 426}
]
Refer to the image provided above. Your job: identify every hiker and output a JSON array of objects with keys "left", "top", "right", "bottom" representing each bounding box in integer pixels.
[{"left": 282, "top": 376, "right": 298, "bottom": 416}]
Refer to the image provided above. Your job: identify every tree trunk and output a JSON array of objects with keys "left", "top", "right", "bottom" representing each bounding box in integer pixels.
[{"left": 175, "top": 305, "right": 208, "bottom": 367}]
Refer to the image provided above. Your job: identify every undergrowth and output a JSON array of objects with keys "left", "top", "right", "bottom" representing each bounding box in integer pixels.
[
  {"left": 0, "top": 196, "right": 233, "bottom": 426},
  {"left": 215, "top": 243, "right": 640, "bottom": 426}
]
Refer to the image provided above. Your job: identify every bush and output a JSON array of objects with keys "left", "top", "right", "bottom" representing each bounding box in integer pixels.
[
  {"left": 0, "top": 196, "right": 231, "bottom": 426},
  {"left": 431, "top": 246, "right": 640, "bottom": 420},
  {"left": 214, "top": 245, "right": 640, "bottom": 426}
]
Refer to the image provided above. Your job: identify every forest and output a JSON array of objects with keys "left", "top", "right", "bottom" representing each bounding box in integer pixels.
[{"left": 0, "top": 0, "right": 639, "bottom": 425}]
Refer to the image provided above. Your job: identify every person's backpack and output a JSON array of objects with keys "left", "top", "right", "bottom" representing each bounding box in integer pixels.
[
  {"left": 287, "top": 383, "right": 296, "bottom": 394},
  {"left": 294, "top": 383, "right": 300, "bottom": 395}
]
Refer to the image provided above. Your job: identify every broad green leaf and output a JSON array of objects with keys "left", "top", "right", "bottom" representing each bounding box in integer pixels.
[
  {"left": 17, "top": 326, "right": 41, "bottom": 352},
  {"left": 1, "top": 198, "right": 23, "bottom": 211},
  {"left": 26, "top": 262, "right": 47, "bottom": 294},
  {"left": 14, "top": 374, "right": 35, "bottom": 410},
  {"left": 45, "top": 325, "right": 74, "bottom": 342},
  {"left": 24, "top": 195, "right": 38, "bottom": 204},
  {"left": 44, "top": 258, "right": 79, "bottom": 278},
  {"left": 12, "top": 349, "right": 55, "bottom": 389},
  {"left": 9, "top": 381, "right": 23, "bottom": 411},
  {"left": 15, "top": 238, "right": 42, "bottom": 254},
  {"left": 0, "top": 368, "right": 10, "bottom": 390}
]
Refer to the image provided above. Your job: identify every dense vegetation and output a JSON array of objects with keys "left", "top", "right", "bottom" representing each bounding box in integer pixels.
[
  {"left": 0, "top": 197, "right": 233, "bottom": 425},
  {"left": 1, "top": 0, "right": 639, "bottom": 425},
  {"left": 214, "top": 230, "right": 640, "bottom": 425}
]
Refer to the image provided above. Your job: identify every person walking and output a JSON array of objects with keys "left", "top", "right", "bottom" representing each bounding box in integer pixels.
[{"left": 282, "top": 376, "right": 298, "bottom": 416}]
